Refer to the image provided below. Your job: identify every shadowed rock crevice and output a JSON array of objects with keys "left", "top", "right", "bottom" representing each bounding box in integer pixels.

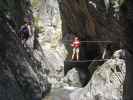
[
  {"left": 64, "top": 61, "right": 91, "bottom": 86},
  {"left": 123, "top": 0, "right": 133, "bottom": 99}
]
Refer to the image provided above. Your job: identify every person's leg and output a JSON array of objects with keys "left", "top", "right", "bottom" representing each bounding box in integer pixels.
[
  {"left": 76, "top": 48, "right": 79, "bottom": 60},
  {"left": 22, "top": 39, "right": 27, "bottom": 47},
  {"left": 71, "top": 48, "right": 76, "bottom": 60},
  {"left": 102, "top": 47, "right": 107, "bottom": 59}
]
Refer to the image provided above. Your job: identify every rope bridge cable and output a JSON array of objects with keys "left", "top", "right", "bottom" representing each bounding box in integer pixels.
[
  {"left": 65, "top": 59, "right": 110, "bottom": 62},
  {"left": 62, "top": 40, "right": 113, "bottom": 43}
]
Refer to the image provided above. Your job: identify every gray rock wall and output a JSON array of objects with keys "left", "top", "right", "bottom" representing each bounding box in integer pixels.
[
  {"left": 0, "top": 0, "right": 50, "bottom": 100},
  {"left": 123, "top": 0, "right": 133, "bottom": 99},
  {"left": 59, "top": 0, "right": 127, "bottom": 59},
  {"left": 31, "top": 0, "right": 68, "bottom": 88}
]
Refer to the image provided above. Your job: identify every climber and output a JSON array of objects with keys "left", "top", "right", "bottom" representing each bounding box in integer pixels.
[
  {"left": 18, "top": 22, "right": 32, "bottom": 47},
  {"left": 71, "top": 36, "right": 80, "bottom": 60}
]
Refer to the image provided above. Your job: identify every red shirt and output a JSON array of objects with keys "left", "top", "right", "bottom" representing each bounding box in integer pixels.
[{"left": 72, "top": 40, "right": 80, "bottom": 48}]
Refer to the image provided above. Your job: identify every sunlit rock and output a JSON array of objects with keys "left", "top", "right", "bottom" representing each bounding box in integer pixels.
[
  {"left": 31, "top": 0, "right": 68, "bottom": 88},
  {"left": 69, "top": 50, "right": 126, "bottom": 100}
]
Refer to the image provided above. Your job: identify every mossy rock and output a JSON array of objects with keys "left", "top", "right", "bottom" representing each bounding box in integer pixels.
[{"left": 31, "top": 0, "right": 40, "bottom": 7}]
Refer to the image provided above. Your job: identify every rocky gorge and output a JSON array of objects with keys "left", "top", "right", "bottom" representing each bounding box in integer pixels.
[{"left": 0, "top": 0, "right": 132, "bottom": 100}]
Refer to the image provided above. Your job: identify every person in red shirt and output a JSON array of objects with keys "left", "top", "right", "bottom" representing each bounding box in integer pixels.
[{"left": 71, "top": 36, "right": 80, "bottom": 60}]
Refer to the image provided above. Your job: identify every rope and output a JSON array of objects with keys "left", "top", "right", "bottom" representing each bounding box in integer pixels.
[
  {"left": 62, "top": 40, "right": 112, "bottom": 43},
  {"left": 65, "top": 59, "right": 110, "bottom": 62}
]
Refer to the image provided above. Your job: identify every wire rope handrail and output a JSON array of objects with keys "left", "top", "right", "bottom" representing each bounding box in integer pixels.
[
  {"left": 62, "top": 40, "right": 113, "bottom": 43},
  {"left": 65, "top": 59, "right": 110, "bottom": 62}
]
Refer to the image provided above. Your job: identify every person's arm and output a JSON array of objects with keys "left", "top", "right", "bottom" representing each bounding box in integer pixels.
[
  {"left": 70, "top": 41, "right": 74, "bottom": 47},
  {"left": 102, "top": 47, "right": 107, "bottom": 59},
  {"left": 79, "top": 40, "right": 81, "bottom": 47},
  {"left": 27, "top": 25, "right": 32, "bottom": 37},
  {"left": 20, "top": 25, "right": 24, "bottom": 31},
  {"left": 18, "top": 25, "right": 24, "bottom": 38}
]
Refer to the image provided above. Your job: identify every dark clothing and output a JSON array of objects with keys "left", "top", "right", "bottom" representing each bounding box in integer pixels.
[{"left": 18, "top": 25, "right": 29, "bottom": 40}]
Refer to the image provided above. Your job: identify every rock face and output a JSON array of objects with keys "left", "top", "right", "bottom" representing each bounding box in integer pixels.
[
  {"left": 58, "top": 0, "right": 127, "bottom": 86},
  {"left": 124, "top": 0, "right": 133, "bottom": 99},
  {"left": 0, "top": 0, "right": 131, "bottom": 100},
  {"left": 30, "top": 0, "right": 127, "bottom": 89},
  {"left": 42, "top": 50, "right": 127, "bottom": 100},
  {"left": 63, "top": 68, "right": 82, "bottom": 87},
  {"left": 69, "top": 50, "right": 126, "bottom": 100},
  {"left": 0, "top": 0, "right": 50, "bottom": 100},
  {"left": 31, "top": 0, "right": 68, "bottom": 88},
  {"left": 59, "top": 0, "right": 127, "bottom": 59}
]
